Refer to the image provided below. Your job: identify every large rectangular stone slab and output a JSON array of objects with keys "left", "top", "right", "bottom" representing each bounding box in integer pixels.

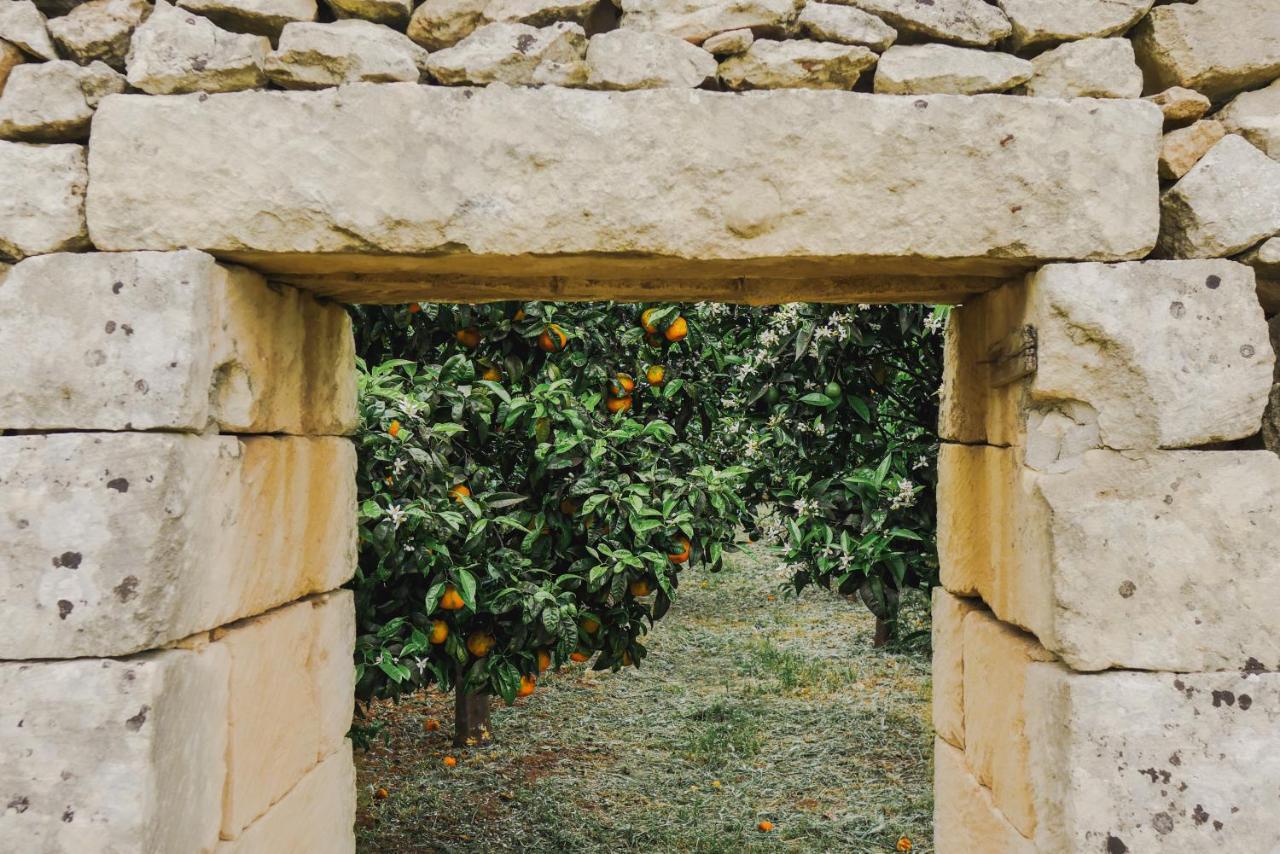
[
  {"left": 0, "top": 250, "right": 356, "bottom": 434},
  {"left": 86, "top": 85, "right": 1162, "bottom": 298},
  {"left": 0, "top": 432, "right": 356, "bottom": 658},
  {"left": 933, "top": 738, "right": 1033, "bottom": 854},
  {"left": 0, "top": 139, "right": 88, "bottom": 261}
]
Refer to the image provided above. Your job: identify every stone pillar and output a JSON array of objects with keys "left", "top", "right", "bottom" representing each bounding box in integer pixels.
[
  {"left": 934, "top": 260, "right": 1280, "bottom": 852},
  {"left": 0, "top": 251, "right": 359, "bottom": 853}
]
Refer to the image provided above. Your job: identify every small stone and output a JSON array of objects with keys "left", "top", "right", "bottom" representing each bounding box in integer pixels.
[
  {"left": 125, "top": 0, "right": 270, "bottom": 95},
  {"left": 266, "top": 20, "right": 429, "bottom": 88},
  {"left": 0, "top": 0, "right": 57, "bottom": 59},
  {"left": 1023, "top": 37, "right": 1142, "bottom": 99},
  {"left": 1239, "top": 236, "right": 1280, "bottom": 278},
  {"left": 1216, "top": 78, "right": 1280, "bottom": 161},
  {"left": 585, "top": 29, "right": 714, "bottom": 90},
  {"left": 47, "top": 0, "right": 150, "bottom": 69},
  {"left": 701, "top": 27, "right": 751, "bottom": 56},
  {"left": 1158, "top": 119, "right": 1227, "bottom": 180},
  {"left": 0, "top": 140, "right": 88, "bottom": 260},
  {"left": 1144, "top": 86, "right": 1211, "bottom": 128},
  {"left": 874, "top": 43, "right": 1031, "bottom": 96},
  {"left": 0, "top": 59, "right": 123, "bottom": 142},
  {"left": 797, "top": 2, "right": 895, "bottom": 51},
  {"left": 425, "top": 21, "right": 587, "bottom": 86},
  {"left": 408, "top": 0, "right": 599, "bottom": 51},
  {"left": 618, "top": 0, "right": 803, "bottom": 44},
  {"left": 718, "top": 38, "right": 875, "bottom": 91},
  {"left": 836, "top": 0, "right": 1009, "bottom": 48},
  {"left": 177, "top": 0, "right": 318, "bottom": 39},
  {"left": 1160, "top": 135, "right": 1280, "bottom": 259},
  {"left": 0, "top": 39, "right": 24, "bottom": 93},
  {"left": 1132, "top": 0, "right": 1280, "bottom": 102},
  {"left": 995, "top": 0, "right": 1153, "bottom": 51},
  {"left": 324, "top": 0, "right": 411, "bottom": 27}
]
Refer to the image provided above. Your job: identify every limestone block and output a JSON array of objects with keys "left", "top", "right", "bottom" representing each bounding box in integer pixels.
[
  {"left": 324, "top": 0, "right": 410, "bottom": 28},
  {"left": 0, "top": 250, "right": 356, "bottom": 433},
  {"left": 1132, "top": 0, "right": 1280, "bottom": 101},
  {"left": 1159, "top": 134, "right": 1280, "bottom": 259},
  {"left": 1145, "top": 85, "right": 1211, "bottom": 127},
  {"left": 702, "top": 27, "right": 751, "bottom": 56},
  {"left": 931, "top": 588, "right": 980, "bottom": 749},
  {"left": 718, "top": 38, "right": 875, "bottom": 91},
  {"left": 216, "top": 743, "right": 356, "bottom": 854},
  {"left": 1024, "top": 37, "right": 1143, "bottom": 99},
  {"left": 85, "top": 86, "right": 1163, "bottom": 284},
  {"left": 617, "top": 0, "right": 803, "bottom": 44},
  {"left": 266, "top": 20, "right": 429, "bottom": 88},
  {"left": 125, "top": 0, "right": 270, "bottom": 95},
  {"left": 995, "top": 0, "right": 1152, "bottom": 51},
  {"left": 408, "top": 0, "right": 599, "bottom": 51},
  {"left": 1026, "top": 663, "right": 1280, "bottom": 851},
  {"left": 177, "top": 0, "right": 318, "bottom": 38},
  {"left": 1239, "top": 235, "right": 1280, "bottom": 278},
  {"left": 585, "top": 29, "right": 715, "bottom": 90},
  {"left": 874, "top": 44, "right": 1032, "bottom": 96},
  {"left": 0, "top": 59, "right": 124, "bottom": 142},
  {"left": 1216, "top": 77, "right": 1280, "bottom": 160},
  {"left": 934, "top": 739, "right": 1033, "bottom": 854},
  {"left": 425, "top": 21, "right": 587, "bottom": 86},
  {"left": 47, "top": 0, "right": 150, "bottom": 68},
  {"left": 0, "top": 432, "right": 357, "bottom": 658},
  {"left": 796, "top": 2, "right": 895, "bottom": 51},
  {"left": 215, "top": 591, "right": 355, "bottom": 839},
  {"left": 838, "top": 0, "right": 1010, "bottom": 48},
  {"left": 1158, "top": 118, "right": 1226, "bottom": 180},
  {"left": 0, "top": 39, "right": 22, "bottom": 93},
  {"left": 0, "top": 646, "right": 230, "bottom": 854},
  {"left": 0, "top": 0, "right": 57, "bottom": 59},
  {"left": 0, "top": 140, "right": 88, "bottom": 261}
]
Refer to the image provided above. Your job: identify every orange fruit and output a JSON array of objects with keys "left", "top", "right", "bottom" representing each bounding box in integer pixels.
[
  {"left": 388, "top": 420, "right": 401, "bottom": 438},
  {"left": 425, "top": 718, "right": 440, "bottom": 732},
  {"left": 439, "top": 585, "right": 465, "bottom": 611},
  {"left": 448, "top": 483, "right": 471, "bottom": 503},
  {"left": 605, "top": 396, "right": 633, "bottom": 414},
  {"left": 667, "top": 535, "right": 692, "bottom": 565},
  {"left": 537, "top": 649, "right": 552, "bottom": 672},
  {"left": 640, "top": 308, "right": 659, "bottom": 334},
  {"left": 443, "top": 756, "right": 457, "bottom": 768},
  {"left": 757, "top": 821, "right": 774, "bottom": 833},
  {"left": 538, "top": 324, "right": 568, "bottom": 353},
  {"left": 481, "top": 365, "right": 501, "bottom": 382},
  {"left": 408, "top": 303, "right": 421, "bottom": 314},
  {"left": 646, "top": 365, "right": 666, "bottom": 386},
  {"left": 896, "top": 836, "right": 912, "bottom": 852},
  {"left": 664, "top": 316, "right": 688, "bottom": 343},
  {"left": 570, "top": 650, "right": 590, "bottom": 663},
  {"left": 429, "top": 619, "right": 449, "bottom": 644},
  {"left": 466, "top": 632, "right": 496, "bottom": 658},
  {"left": 580, "top": 617, "right": 600, "bottom": 635},
  {"left": 609, "top": 373, "right": 636, "bottom": 396},
  {"left": 516, "top": 674, "right": 536, "bottom": 698},
  {"left": 629, "top": 579, "right": 652, "bottom": 597},
  {"left": 456, "top": 327, "right": 480, "bottom": 348},
  {"left": 375, "top": 787, "right": 389, "bottom": 799}
]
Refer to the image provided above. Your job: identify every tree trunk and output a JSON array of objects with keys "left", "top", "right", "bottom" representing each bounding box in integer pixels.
[
  {"left": 453, "top": 687, "right": 492, "bottom": 747},
  {"left": 873, "top": 617, "right": 892, "bottom": 648}
]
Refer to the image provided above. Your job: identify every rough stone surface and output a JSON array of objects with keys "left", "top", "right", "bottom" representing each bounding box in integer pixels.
[
  {"left": 0, "top": 250, "right": 357, "bottom": 433},
  {"left": 1026, "top": 664, "right": 1280, "bottom": 851},
  {"left": 874, "top": 44, "right": 1031, "bottom": 96},
  {"left": 702, "top": 27, "right": 751, "bottom": 56},
  {"left": 585, "top": 29, "right": 715, "bottom": 90},
  {"left": 1132, "top": 0, "right": 1280, "bottom": 101},
  {"left": 839, "top": 0, "right": 1010, "bottom": 48},
  {"left": 126, "top": 0, "right": 270, "bottom": 95},
  {"left": 86, "top": 86, "right": 1163, "bottom": 285},
  {"left": 1159, "top": 118, "right": 1226, "bottom": 180},
  {"left": 718, "top": 38, "right": 875, "bottom": 90},
  {"left": 0, "top": 39, "right": 22, "bottom": 92},
  {"left": 425, "top": 21, "right": 587, "bottom": 86},
  {"left": 1024, "top": 37, "right": 1143, "bottom": 99},
  {"left": 0, "top": 140, "right": 88, "bottom": 261},
  {"left": 618, "top": 0, "right": 803, "bottom": 44},
  {"left": 931, "top": 588, "right": 980, "bottom": 750},
  {"left": 1265, "top": 383, "right": 1280, "bottom": 452},
  {"left": 1145, "top": 85, "right": 1211, "bottom": 127},
  {"left": 1239, "top": 235, "right": 1280, "bottom": 278},
  {"left": 408, "top": 0, "right": 599, "bottom": 51},
  {"left": 934, "top": 739, "right": 1034, "bottom": 854},
  {"left": 0, "top": 647, "right": 229, "bottom": 854},
  {"left": 266, "top": 20, "right": 429, "bottom": 88},
  {"left": 796, "top": 2, "right": 895, "bottom": 51},
  {"left": 0, "top": 59, "right": 123, "bottom": 142},
  {"left": 1159, "top": 134, "right": 1280, "bottom": 259},
  {"left": 216, "top": 744, "right": 356, "bottom": 854},
  {"left": 46, "top": 0, "right": 149, "bottom": 68},
  {"left": 325, "top": 0, "right": 409, "bottom": 27},
  {"left": 177, "top": 0, "right": 318, "bottom": 38},
  {"left": 215, "top": 592, "right": 355, "bottom": 839},
  {"left": 1216, "top": 77, "right": 1280, "bottom": 160},
  {"left": 0, "top": 0, "right": 57, "bottom": 59},
  {"left": 0, "top": 432, "right": 357, "bottom": 658},
  {"left": 996, "top": 0, "right": 1152, "bottom": 51}
]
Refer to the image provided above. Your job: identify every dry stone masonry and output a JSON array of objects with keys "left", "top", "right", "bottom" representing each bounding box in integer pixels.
[{"left": 4, "top": 0, "right": 1280, "bottom": 850}]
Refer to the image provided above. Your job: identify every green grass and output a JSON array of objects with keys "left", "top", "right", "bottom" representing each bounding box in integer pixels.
[{"left": 355, "top": 545, "right": 934, "bottom": 853}]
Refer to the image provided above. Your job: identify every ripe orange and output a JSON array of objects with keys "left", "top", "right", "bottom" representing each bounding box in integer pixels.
[
  {"left": 896, "top": 836, "right": 912, "bottom": 852},
  {"left": 408, "top": 303, "right": 421, "bottom": 314},
  {"left": 448, "top": 483, "right": 471, "bottom": 503},
  {"left": 664, "top": 316, "right": 688, "bottom": 343},
  {"left": 610, "top": 373, "right": 636, "bottom": 396},
  {"left": 580, "top": 617, "right": 600, "bottom": 634},
  {"left": 629, "top": 578, "right": 652, "bottom": 597},
  {"left": 443, "top": 756, "right": 457, "bottom": 768},
  {"left": 466, "top": 632, "right": 496, "bottom": 658},
  {"left": 640, "top": 308, "right": 659, "bottom": 333},
  {"left": 375, "top": 787, "right": 389, "bottom": 799},
  {"left": 516, "top": 674, "right": 536, "bottom": 698},
  {"left": 668, "top": 535, "right": 692, "bottom": 565},
  {"left": 439, "top": 585, "right": 465, "bottom": 611},
  {"left": 646, "top": 365, "right": 666, "bottom": 386},
  {"left": 569, "top": 650, "right": 590, "bottom": 663},
  {"left": 536, "top": 649, "right": 552, "bottom": 673},
  {"left": 481, "top": 365, "right": 501, "bottom": 382},
  {"left": 456, "top": 327, "right": 480, "bottom": 348},
  {"left": 388, "top": 420, "right": 401, "bottom": 438},
  {"left": 538, "top": 324, "right": 568, "bottom": 353},
  {"left": 429, "top": 619, "right": 449, "bottom": 644},
  {"left": 605, "top": 396, "right": 633, "bottom": 414},
  {"left": 757, "top": 820, "right": 774, "bottom": 833},
  {"left": 424, "top": 718, "right": 440, "bottom": 731}
]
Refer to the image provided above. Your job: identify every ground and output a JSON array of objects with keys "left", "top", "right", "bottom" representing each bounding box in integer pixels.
[{"left": 354, "top": 545, "right": 934, "bottom": 853}]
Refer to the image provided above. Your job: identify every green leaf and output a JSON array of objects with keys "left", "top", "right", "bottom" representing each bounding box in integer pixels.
[
  {"left": 799, "top": 393, "right": 835, "bottom": 407},
  {"left": 455, "top": 569, "right": 478, "bottom": 611}
]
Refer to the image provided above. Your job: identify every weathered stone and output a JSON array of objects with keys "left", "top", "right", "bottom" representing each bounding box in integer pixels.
[
  {"left": 931, "top": 588, "right": 980, "bottom": 750},
  {"left": 585, "top": 29, "right": 714, "bottom": 90},
  {"left": 408, "top": 0, "right": 598, "bottom": 51},
  {"left": 0, "top": 140, "right": 88, "bottom": 261},
  {"left": 1216, "top": 77, "right": 1280, "bottom": 160},
  {"left": 934, "top": 739, "right": 1034, "bottom": 854},
  {"left": 0, "top": 39, "right": 22, "bottom": 93},
  {"left": 962, "top": 608, "right": 1054, "bottom": 837},
  {"left": 1264, "top": 383, "right": 1280, "bottom": 452},
  {"left": 0, "top": 59, "right": 123, "bottom": 142},
  {"left": 125, "top": 0, "right": 270, "bottom": 95},
  {"left": 1159, "top": 118, "right": 1226, "bottom": 179},
  {"left": 86, "top": 86, "right": 1163, "bottom": 286},
  {"left": 701, "top": 27, "right": 751, "bottom": 56},
  {"left": 1023, "top": 37, "right": 1143, "bottom": 99},
  {"left": 0, "top": 432, "right": 357, "bottom": 658},
  {"left": 837, "top": 0, "right": 1010, "bottom": 48},
  {"left": 874, "top": 44, "right": 1031, "bottom": 96},
  {"left": 177, "top": 0, "right": 318, "bottom": 38},
  {"left": 0, "top": 251, "right": 356, "bottom": 433},
  {"left": 47, "top": 0, "right": 149, "bottom": 68},
  {"left": 426, "top": 21, "right": 587, "bottom": 86},
  {"left": 996, "top": 0, "right": 1152, "bottom": 51},
  {"left": 1239, "top": 235, "right": 1280, "bottom": 278},
  {"left": 1145, "top": 85, "right": 1211, "bottom": 127},
  {"left": 325, "top": 0, "right": 410, "bottom": 27},
  {"left": 1159, "top": 134, "right": 1280, "bottom": 258},
  {"left": 0, "top": 0, "right": 57, "bottom": 59},
  {"left": 1133, "top": 0, "right": 1280, "bottom": 101},
  {"left": 0, "top": 646, "right": 229, "bottom": 854},
  {"left": 618, "top": 0, "right": 802, "bottom": 44},
  {"left": 215, "top": 592, "right": 355, "bottom": 838},
  {"left": 796, "top": 2, "right": 895, "bottom": 51},
  {"left": 718, "top": 38, "right": 874, "bottom": 90},
  {"left": 1026, "top": 664, "right": 1280, "bottom": 851},
  {"left": 266, "top": 20, "right": 429, "bottom": 88},
  {"left": 216, "top": 744, "right": 356, "bottom": 853}
]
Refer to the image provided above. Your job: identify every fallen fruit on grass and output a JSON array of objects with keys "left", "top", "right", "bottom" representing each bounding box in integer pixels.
[
  {"left": 570, "top": 650, "right": 590, "bottom": 663},
  {"left": 758, "top": 821, "right": 774, "bottom": 832},
  {"left": 374, "top": 787, "right": 389, "bottom": 799},
  {"left": 424, "top": 719, "right": 440, "bottom": 732},
  {"left": 896, "top": 835, "right": 912, "bottom": 852},
  {"left": 443, "top": 756, "right": 457, "bottom": 767}
]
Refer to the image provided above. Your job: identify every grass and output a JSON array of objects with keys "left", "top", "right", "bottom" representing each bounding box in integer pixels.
[{"left": 354, "top": 544, "right": 934, "bottom": 853}]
